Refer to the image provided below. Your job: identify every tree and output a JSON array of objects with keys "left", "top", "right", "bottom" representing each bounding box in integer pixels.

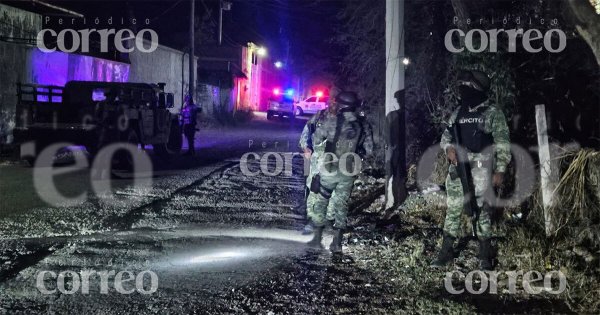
[
  {"left": 333, "top": 0, "right": 386, "bottom": 160},
  {"left": 564, "top": 0, "right": 600, "bottom": 67}
]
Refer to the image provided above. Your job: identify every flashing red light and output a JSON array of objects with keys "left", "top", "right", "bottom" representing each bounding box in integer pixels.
[
  {"left": 316, "top": 91, "right": 324, "bottom": 97},
  {"left": 273, "top": 88, "right": 280, "bottom": 95}
]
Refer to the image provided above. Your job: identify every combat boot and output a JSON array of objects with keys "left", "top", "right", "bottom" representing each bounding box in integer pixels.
[
  {"left": 329, "top": 228, "right": 343, "bottom": 253},
  {"left": 431, "top": 234, "right": 455, "bottom": 267},
  {"left": 479, "top": 238, "right": 495, "bottom": 270},
  {"left": 302, "top": 222, "right": 314, "bottom": 235},
  {"left": 307, "top": 226, "right": 324, "bottom": 248}
]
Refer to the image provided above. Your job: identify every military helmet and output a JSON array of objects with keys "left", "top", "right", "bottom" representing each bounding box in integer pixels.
[
  {"left": 335, "top": 91, "right": 360, "bottom": 111},
  {"left": 457, "top": 70, "right": 490, "bottom": 92},
  {"left": 329, "top": 86, "right": 342, "bottom": 98}
]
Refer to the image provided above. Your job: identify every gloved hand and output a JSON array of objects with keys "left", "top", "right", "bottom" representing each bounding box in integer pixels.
[
  {"left": 303, "top": 147, "right": 312, "bottom": 160},
  {"left": 492, "top": 172, "right": 504, "bottom": 187},
  {"left": 446, "top": 146, "right": 458, "bottom": 165}
]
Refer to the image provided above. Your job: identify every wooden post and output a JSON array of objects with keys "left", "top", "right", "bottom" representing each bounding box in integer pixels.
[{"left": 535, "top": 104, "right": 558, "bottom": 236}]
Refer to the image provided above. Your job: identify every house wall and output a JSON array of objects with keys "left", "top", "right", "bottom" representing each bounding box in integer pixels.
[
  {"left": 129, "top": 44, "right": 197, "bottom": 113},
  {"left": 197, "top": 83, "right": 236, "bottom": 118}
]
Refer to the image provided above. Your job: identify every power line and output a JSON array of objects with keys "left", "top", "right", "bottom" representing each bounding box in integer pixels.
[{"left": 150, "top": 0, "right": 184, "bottom": 22}]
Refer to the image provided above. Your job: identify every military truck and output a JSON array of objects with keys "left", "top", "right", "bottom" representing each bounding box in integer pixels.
[{"left": 13, "top": 81, "right": 183, "bottom": 168}]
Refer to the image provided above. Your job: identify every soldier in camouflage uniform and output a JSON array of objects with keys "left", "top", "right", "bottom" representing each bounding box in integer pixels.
[
  {"left": 299, "top": 91, "right": 373, "bottom": 253},
  {"left": 299, "top": 88, "right": 341, "bottom": 234},
  {"left": 432, "top": 70, "right": 511, "bottom": 270}
]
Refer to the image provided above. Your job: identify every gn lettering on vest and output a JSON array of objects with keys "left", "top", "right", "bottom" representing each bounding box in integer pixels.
[{"left": 459, "top": 117, "right": 485, "bottom": 124}]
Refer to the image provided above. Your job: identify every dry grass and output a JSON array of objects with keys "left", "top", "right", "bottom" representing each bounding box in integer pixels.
[
  {"left": 514, "top": 149, "right": 600, "bottom": 312},
  {"left": 550, "top": 149, "right": 600, "bottom": 242}
]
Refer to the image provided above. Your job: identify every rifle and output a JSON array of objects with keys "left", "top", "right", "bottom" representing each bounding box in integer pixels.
[{"left": 450, "top": 122, "right": 479, "bottom": 238}]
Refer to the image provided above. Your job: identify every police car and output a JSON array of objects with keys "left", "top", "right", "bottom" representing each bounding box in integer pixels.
[
  {"left": 294, "top": 91, "right": 329, "bottom": 116},
  {"left": 267, "top": 88, "right": 295, "bottom": 120}
]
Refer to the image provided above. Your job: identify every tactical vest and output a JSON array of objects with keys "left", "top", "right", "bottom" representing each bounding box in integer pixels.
[
  {"left": 181, "top": 105, "right": 197, "bottom": 126},
  {"left": 455, "top": 104, "right": 493, "bottom": 153},
  {"left": 323, "top": 114, "right": 363, "bottom": 174},
  {"left": 307, "top": 110, "right": 328, "bottom": 150}
]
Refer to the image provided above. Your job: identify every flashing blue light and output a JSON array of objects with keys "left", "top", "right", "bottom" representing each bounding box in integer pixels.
[{"left": 285, "top": 89, "right": 294, "bottom": 96}]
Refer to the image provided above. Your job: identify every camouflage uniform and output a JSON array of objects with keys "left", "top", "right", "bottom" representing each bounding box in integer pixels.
[
  {"left": 299, "top": 109, "right": 334, "bottom": 221},
  {"left": 299, "top": 87, "right": 341, "bottom": 222},
  {"left": 440, "top": 101, "right": 511, "bottom": 239},
  {"left": 300, "top": 110, "right": 373, "bottom": 229}
]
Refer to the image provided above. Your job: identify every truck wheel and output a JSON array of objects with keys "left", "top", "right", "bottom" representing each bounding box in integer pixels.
[
  {"left": 266, "top": 111, "right": 274, "bottom": 120},
  {"left": 22, "top": 141, "right": 50, "bottom": 167},
  {"left": 295, "top": 106, "right": 303, "bottom": 116},
  {"left": 112, "top": 128, "right": 140, "bottom": 171},
  {"left": 24, "top": 142, "right": 82, "bottom": 167},
  {"left": 155, "top": 119, "right": 182, "bottom": 160}
]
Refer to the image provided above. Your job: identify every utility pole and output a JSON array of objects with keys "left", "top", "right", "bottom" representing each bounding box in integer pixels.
[
  {"left": 384, "top": 0, "right": 407, "bottom": 211},
  {"left": 189, "top": 0, "right": 195, "bottom": 101}
]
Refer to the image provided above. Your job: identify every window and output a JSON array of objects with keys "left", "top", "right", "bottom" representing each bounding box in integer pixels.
[
  {"left": 318, "top": 97, "right": 329, "bottom": 103},
  {"left": 306, "top": 97, "right": 317, "bottom": 102}
]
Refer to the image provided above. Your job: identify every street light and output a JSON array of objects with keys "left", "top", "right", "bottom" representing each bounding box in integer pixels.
[
  {"left": 218, "top": 0, "right": 232, "bottom": 46},
  {"left": 402, "top": 57, "right": 410, "bottom": 66},
  {"left": 274, "top": 61, "right": 283, "bottom": 68},
  {"left": 257, "top": 47, "right": 266, "bottom": 56}
]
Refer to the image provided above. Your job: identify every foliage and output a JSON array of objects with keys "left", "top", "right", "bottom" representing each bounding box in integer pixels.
[
  {"left": 451, "top": 51, "right": 516, "bottom": 119},
  {"left": 333, "top": 0, "right": 386, "bottom": 163},
  {"left": 333, "top": 0, "right": 385, "bottom": 108},
  {"left": 403, "top": 0, "right": 454, "bottom": 164}
]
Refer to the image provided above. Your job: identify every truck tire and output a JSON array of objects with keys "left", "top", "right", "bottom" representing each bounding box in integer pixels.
[
  {"left": 112, "top": 128, "right": 140, "bottom": 171},
  {"left": 154, "top": 119, "right": 182, "bottom": 160},
  {"left": 22, "top": 140, "right": 50, "bottom": 167},
  {"left": 267, "top": 111, "right": 274, "bottom": 120}
]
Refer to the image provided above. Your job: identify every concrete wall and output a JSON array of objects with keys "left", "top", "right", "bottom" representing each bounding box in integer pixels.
[
  {"left": 0, "top": 3, "right": 40, "bottom": 143},
  {"left": 0, "top": 42, "right": 33, "bottom": 143},
  {"left": 198, "top": 83, "right": 235, "bottom": 118},
  {"left": 0, "top": 3, "right": 40, "bottom": 40},
  {"left": 197, "top": 84, "right": 217, "bottom": 116},
  {"left": 129, "top": 44, "right": 197, "bottom": 113}
]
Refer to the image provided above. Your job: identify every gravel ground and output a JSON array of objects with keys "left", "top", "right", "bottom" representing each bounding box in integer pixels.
[{"left": 0, "top": 114, "right": 593, "bottom": 314}]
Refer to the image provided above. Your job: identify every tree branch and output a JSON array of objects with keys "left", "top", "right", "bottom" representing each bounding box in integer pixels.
[{"left": 563, "top": 0, "right": 600, "bottom": 67}]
